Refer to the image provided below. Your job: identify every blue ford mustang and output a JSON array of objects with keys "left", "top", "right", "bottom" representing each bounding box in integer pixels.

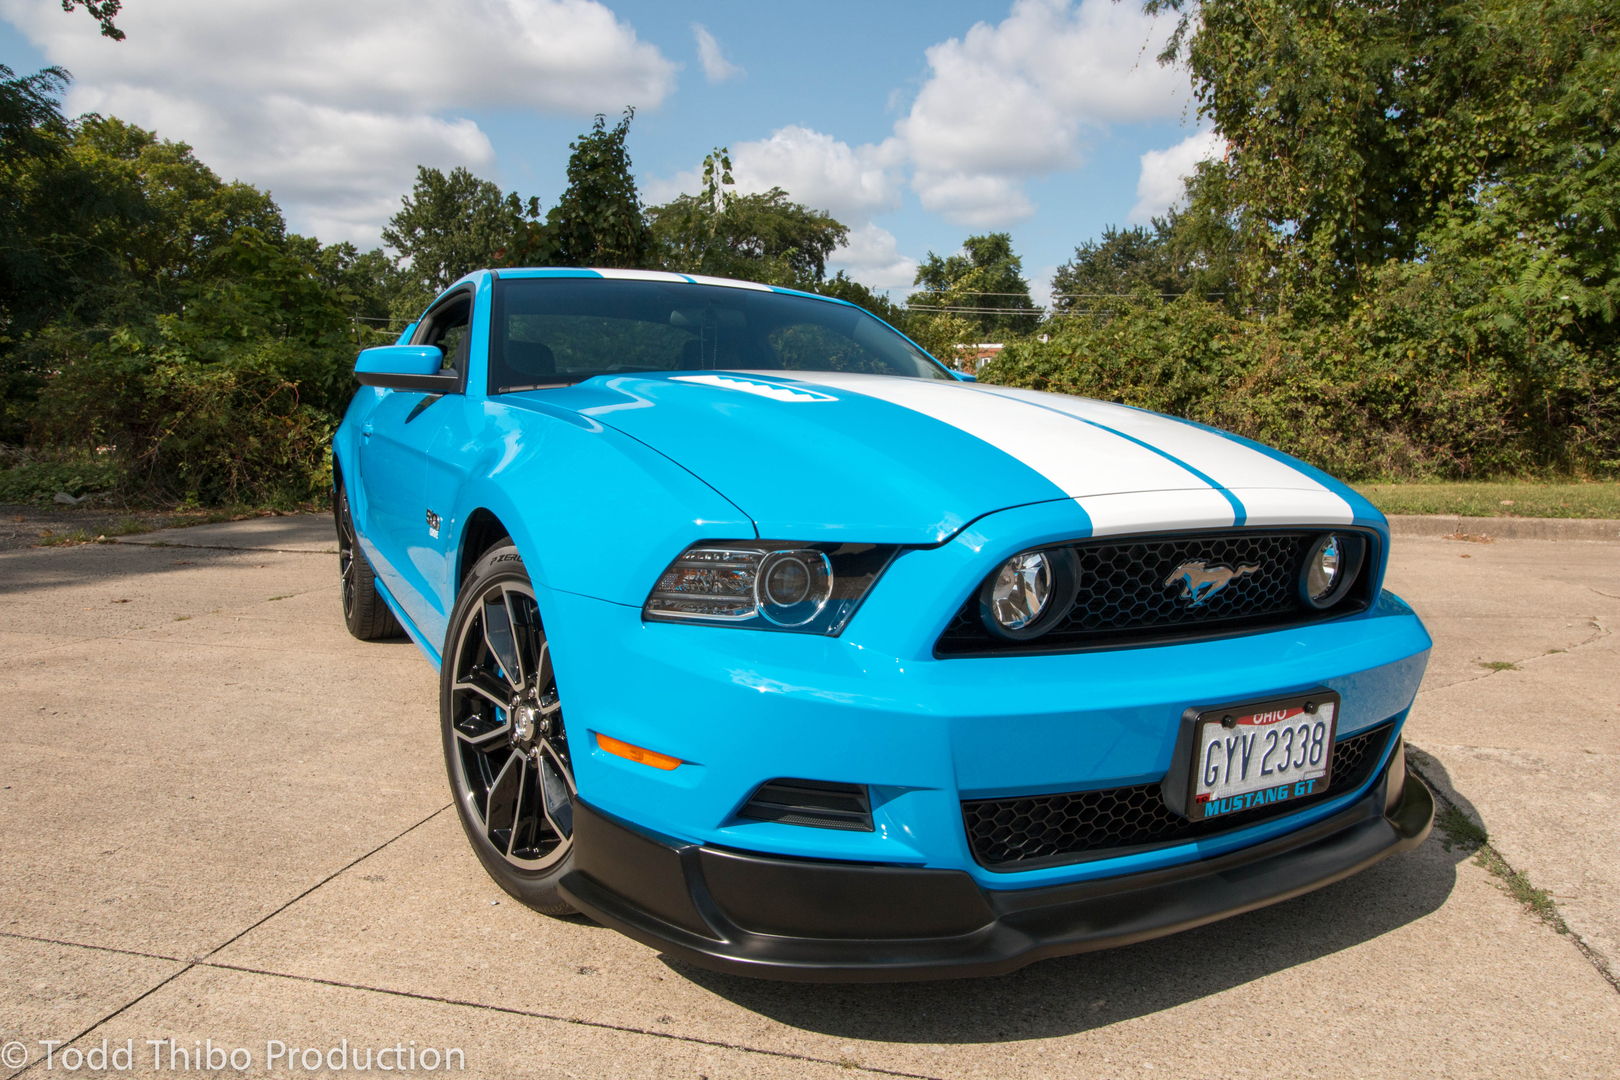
[{"left": 334, "top": 267, "right": 1434, "bottom": 981}]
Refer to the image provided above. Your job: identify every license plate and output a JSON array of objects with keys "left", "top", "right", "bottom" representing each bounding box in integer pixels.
[{"left": 1182, "top": 691, "right": 1340, "bottom": 823}]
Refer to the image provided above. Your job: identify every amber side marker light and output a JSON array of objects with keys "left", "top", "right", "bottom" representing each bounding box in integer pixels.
[{"left": 596, "top": 732, "right": 681, "bottom": 771}]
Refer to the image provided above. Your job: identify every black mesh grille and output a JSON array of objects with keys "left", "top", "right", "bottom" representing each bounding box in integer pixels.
[
  {"left": 962, "top": 723, "right": 1395, "bottom": 871},
  {"left": 936, "top": 529, "right": 1373, "bottom": 656},
  {"left": 739, "top": 778, "right": 873, "bottom": 832}
]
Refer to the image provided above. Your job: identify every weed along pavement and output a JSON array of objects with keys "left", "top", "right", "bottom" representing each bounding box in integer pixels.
[{"left": 0, "top": 515, "right": 1617, "bottom": 1079}]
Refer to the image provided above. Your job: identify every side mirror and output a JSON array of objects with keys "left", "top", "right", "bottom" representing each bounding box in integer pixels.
[
  {"left": 955, "top": 370, "right": 978, "bottom": 382},
  {"left": 355, "top": 345, "right": 459, "bottom": 392}
]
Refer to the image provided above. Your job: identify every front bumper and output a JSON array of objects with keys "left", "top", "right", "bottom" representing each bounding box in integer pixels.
[{"left": 559, "top": 745, "right": 1434, "bottom": 982}]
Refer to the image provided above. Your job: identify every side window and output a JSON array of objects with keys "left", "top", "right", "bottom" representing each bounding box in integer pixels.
[{"left": 412, "top": 293, "right": 474, "bottom": 376}]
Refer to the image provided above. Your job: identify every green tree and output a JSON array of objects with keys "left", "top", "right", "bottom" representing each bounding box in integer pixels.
[
  {"left": 506, "top": 110, "right": 652, "bottom": 270},
  {"left": 286, "top": 235, "right": 413, "bottom": 342},
  {"left": 647, "top": 147, "right": 849, "bottom": 287},
  {"left": 1147, "top": 0, "right": 1620, "bottom": 329},
  {"left": 0, "top": 66, "right": 73, "bottom": 347},
  {"left": 1051, "top": 221, "right": 1185, "bottom": 312},
  {"left": 815, "top": 272, "right": 910, "bottom": 329},
  {"left": 1, "top": 103, "right": 285, "bottom": 440},
  {"left": 382, "top": 166, "right": 532, "bottom": 313},
  {"left": 31, "top": 225, "right": 365, "bottom": 505},
  {"left": 62, "top": 1, "right": 124, "bottom": 40},
  {"left": 909, "top": 232, "right": 1042, "bottom": 341}
]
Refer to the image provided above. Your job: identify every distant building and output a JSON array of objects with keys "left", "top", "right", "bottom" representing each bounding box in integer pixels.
[{"left": 952, "top": 343, "right": 1003, "bottom": 371}]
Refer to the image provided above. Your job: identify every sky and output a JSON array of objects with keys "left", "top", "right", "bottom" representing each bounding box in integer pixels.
[{"left": 0, "top": 0, "right": 1222, "bottom": 303}]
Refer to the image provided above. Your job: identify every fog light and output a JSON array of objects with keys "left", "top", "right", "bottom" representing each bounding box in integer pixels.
[
  {"left": 1308, "top": 535, "right": 1342, "bottom": 599},
  {"left": 1300, "top": 533, "right": 1365, "bottom": 609},
  {"left": 992, "top": 552, "right": 1052, "bottom": 629},
  {"left": 979, "top": 547, "right": 1080, "bottom": 642}
]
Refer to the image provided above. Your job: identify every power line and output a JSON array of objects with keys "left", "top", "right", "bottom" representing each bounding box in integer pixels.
[{"left": 895, "top": 289, "right": 1216, "bottom": 298}]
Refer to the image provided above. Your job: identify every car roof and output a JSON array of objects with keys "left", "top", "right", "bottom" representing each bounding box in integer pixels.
[{"left": 485, "top": 266, "right": 846, "bottom": 306}]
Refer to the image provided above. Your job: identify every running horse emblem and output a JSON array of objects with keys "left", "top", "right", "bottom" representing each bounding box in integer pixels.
[{"left": 1165, "top": 560, "right": 1261, "bottom": 606}]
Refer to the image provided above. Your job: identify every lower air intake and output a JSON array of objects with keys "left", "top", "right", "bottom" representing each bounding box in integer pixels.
[
  {"left": 962, "top": 723, "right": 1395, "bottom": 871},
  {"left": 738, "top": 778, "right": 873, "bottom": 832}
]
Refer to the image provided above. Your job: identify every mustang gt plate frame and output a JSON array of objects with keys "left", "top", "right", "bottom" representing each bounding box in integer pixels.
[{"left": 1162, "top": 689, "right": 1342, "bottom": 823}]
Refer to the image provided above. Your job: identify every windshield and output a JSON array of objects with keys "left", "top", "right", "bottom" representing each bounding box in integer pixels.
[{"left": 489, "top": 277, "right": 952, "bottom": 392}]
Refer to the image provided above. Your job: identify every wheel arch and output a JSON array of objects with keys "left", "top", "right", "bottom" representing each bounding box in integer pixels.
[{"left": 458, "top": 508, "right": 513, "bottom": 592}]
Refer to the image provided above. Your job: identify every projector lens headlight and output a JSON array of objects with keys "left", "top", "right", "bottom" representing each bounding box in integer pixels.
[
  {"left": 758, "top": 549, "right": 832, "bottom": 626},
  {"left": 644, "top": 541, "right": 896, "bottom": 635},
  {"left": 979, "top": 546, "right": 1081, "bottom": 642}
]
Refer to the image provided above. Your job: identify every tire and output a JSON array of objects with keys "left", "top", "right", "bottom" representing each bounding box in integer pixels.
[
  {"left": 440, "top": 543, "right": 577, "bottom": 916},
  {"left": 336, "top": 486, "right": 404, "bottom": 641}
]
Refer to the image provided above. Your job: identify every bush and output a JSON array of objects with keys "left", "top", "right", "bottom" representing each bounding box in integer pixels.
[
  {"left": 30, "top": 328, "right": 352, "bottom": 506},
  {"left": 980, "top": 289, "right": 1619, "bottom": 481},
  {"left": 0, "top": 452, "right": 122, "bottom": 502}
]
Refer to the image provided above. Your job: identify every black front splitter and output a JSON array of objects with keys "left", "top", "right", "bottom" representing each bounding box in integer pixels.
[{"left": 558, "top": 750, "right": 1433, "bottom": 983}]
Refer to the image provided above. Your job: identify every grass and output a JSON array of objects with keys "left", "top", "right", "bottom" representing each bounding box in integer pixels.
[
  {"left": 1436, "top": 804, "right": 1490, "bottom": 850},
  {"left": 35, "top": 528, "right": 96, "bottom": 546},
  {"left": 1479, "top": 660, "right": 1520, "bottom": 672},
  {"left": 1355, "top": 480, "right": 1620, "bottom": 519},
  {"left": 1475, "top": 845, "right": 1569, "bottom": 934},
  {"left": 1433, "top": 796, "right": 1570, "bottom": 936}
]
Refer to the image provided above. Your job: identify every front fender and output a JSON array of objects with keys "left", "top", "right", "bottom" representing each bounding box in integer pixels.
[{"left": 445, "top": 395, "right": 756, "bottom": 630}]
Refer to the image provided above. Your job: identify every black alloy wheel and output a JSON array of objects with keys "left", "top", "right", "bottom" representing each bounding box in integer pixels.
[
  {"left": 336, "top": 486, "right": 403, "bottom": 641},
  {"left": 441, "top": 543, "right": 577, "bottom": 914}
]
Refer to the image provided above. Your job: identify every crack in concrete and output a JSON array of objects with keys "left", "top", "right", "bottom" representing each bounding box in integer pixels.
[
  {"left": 0, "top": 939, "right": 942, "bottom": 1080},
  {"left": 196, "top": 961, "right": 944, "bottom": 1080},
  {"left": 1406, "top": 756, "right": 1619, "bottom": 995},
  {"left": 3, "top": 962, "right": 192, "bottom": 1080},
  {"left": 110, "top": 539, "right": 335, "bottom": 555},
  {"left": 2, "top": 802, "right": 944, "bottom": 1079},
  {"left": 0, "top": 794, "right": 946, "bottom": 1080},
  {"left": 0, "top": 591, "right": 357, "bottom": 665},
  {"left": 1416, "top": 615, "right": 1611, "bottom": 694},
  {"left": 4, "top": 805, "right": 453, "bottom": 1079}
]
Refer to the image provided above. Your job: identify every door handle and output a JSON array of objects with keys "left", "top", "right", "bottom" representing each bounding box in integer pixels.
[{"left": 361, "top": 422, "right": 373, "bottom": 440}]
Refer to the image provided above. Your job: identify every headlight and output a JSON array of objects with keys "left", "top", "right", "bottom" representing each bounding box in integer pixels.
[
  {"left": 979, "top": 546, "right": 1080, "bottom": 641},
  {"left": 1299, "top": 532, "right": 1366, "bottom": 609},
  {"left": 643, "top": 542, "right": 899, "bottom": 635}
]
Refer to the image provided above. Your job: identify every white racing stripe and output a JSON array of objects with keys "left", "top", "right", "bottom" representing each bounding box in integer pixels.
[
  {"left": 588, "top": 267, "right": 690, "bottom": 283},
  {"left": 977, "top": 386, "right": 1354, "bottom": 525},
  {"left": 773, "top": 371, "right": 1226, "bottom": 506},
  {"left": 1078, "top": 490, "right": 1239, "bottom": 537}
]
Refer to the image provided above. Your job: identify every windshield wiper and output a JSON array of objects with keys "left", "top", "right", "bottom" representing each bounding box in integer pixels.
[{"left": 496, "top": 381, "right": 578, "bottom": 393}]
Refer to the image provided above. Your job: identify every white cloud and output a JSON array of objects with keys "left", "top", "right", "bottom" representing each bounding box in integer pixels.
[
  {"left": 894, "top": 0, "right": 1189, "bottom": 226},
  {"left": 729, "top": 126, "right": 903, "bottom": 220},
  {"left": 829, "top": 224, "right": 918, "bottom": 290},
  {"left": 692, "top": 24, "right": 742, "bottom": 83},
  {"left": 1027, "top": 263, "right": 1060, "bottom": 309},
  {"left": 646, "top": 127, "right": 903, "bottom": 222},
  {"left": 1129, "top": 127, "right": 1224, "bottom": 223},
  {"left": 643, "top": 128, "right": 914, "bottom": 290},
  {"left": 2, "top": 0, "right": 676, "bottom": 246},
  {"left": 911, "top": 172, "right": 1035, "bottom": 227}
]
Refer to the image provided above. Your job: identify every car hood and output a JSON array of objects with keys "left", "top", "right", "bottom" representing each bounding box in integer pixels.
[{"left": 530, "top": 371, "right": 1370, "bottom": 545}]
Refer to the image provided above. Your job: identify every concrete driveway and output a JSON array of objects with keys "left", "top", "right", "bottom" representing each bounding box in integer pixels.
[{"left": 1, "top": 517, "right": 1616, "bottom": 1078}]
